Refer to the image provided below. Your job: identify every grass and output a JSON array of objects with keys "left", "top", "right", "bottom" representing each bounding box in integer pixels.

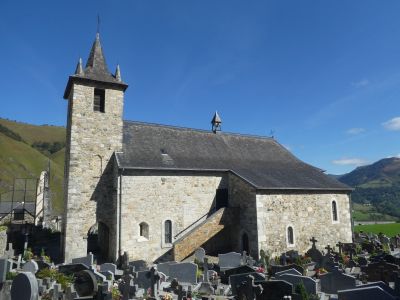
[
  {"left": 0, "top": 118, "right": 65, "bottom": 145},
  {"left": 0, "top": 119, "right": 66, "bottom": 214},
  {"left": 354, "top": 223, "right": 400, "bottom": 237},
  {"left": 352, "top": 202, "right": 397, "bottom": 222}
]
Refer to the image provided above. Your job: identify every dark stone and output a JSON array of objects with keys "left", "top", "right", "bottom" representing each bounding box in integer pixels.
[
  {"left": 256, "top": 280, "right": 294, "bottom": 300},
  {"left": 73, "top": 270, "right": 98, "bottom": 297},
  {"left": 270, "top": 264, "right": 304, "bottom": 276},
  {"left": 363, "top": 260, "right": 399, "bottom": 283},
  {"left": 320, "top": 266, "right": 356, "bottom": 294},
  {"left": 229, "top": 272, "right": 265, "bottom": 296},
  {"left": 236, "top": 275, "right": 263, "bottom": 300},
  {"left": 58, "top": 263, "right": 89, "bottom": 276},
  {"left": 221, "top": 265, "right": 255, "bottom": 284},
  {"left": 11, "top": 272, "right": 38, "bottom": 300}
]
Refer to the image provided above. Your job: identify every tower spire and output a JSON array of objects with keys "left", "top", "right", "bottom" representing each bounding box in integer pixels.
[
  {"left": 115, "top": 64, "right": 121, "bottom": 82},
  {"left": 75, "top": 58, "right": 84, "bottom": 75}
]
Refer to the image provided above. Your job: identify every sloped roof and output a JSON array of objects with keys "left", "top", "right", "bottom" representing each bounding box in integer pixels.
[{"left": 115, "top": 121, "right": 351, "bottom": 191}]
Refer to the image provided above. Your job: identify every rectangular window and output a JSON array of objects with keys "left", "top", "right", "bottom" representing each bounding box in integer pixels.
[
  {"left": 13, "top": 209, "right": 24, "bottom": 221},
  {"left": 94, "top": 89, "right": 105, "bottom": 113}
]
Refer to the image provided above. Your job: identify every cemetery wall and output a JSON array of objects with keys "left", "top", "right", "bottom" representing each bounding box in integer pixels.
[
  {"left": 228, "top": 174, "right": 259, "bottom": 258},
  {"left": 63, "top": 83, "right": 124, "bottom": 263},
  {"left": 119, "top": 170, "right": 227, "bottom": 262},
  {"left": 256, "top": 192, "right": 352, "bottom": 257}
]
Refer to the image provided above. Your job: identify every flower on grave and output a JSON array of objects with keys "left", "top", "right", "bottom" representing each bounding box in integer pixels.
[
  {"left": 256, "top": 266, "right": 265, "bottom": 273},
  {"left": 163, "top": 293, "right": 173, "bottom": 300}
]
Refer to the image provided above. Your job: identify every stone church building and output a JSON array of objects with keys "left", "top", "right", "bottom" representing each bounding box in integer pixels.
[{"left": 62, "top": 34, "right": 353, "bottom": 263}]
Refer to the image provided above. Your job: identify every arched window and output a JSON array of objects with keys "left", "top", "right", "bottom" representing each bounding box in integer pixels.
[
  {"left": 139, "top": 222, "right": 149, "bottom": 239},
  {"left": 332, "top": 201, "right": 338, "bottom": 221},
  {"left": 164, "top": 220, "right": 172, "bottom": 244},
  {"left": 287, "top": 226, "right": 294, "bottom": 245}
]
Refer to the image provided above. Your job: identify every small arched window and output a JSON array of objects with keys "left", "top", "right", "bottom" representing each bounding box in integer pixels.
[
  {"left": 164, "top": 220, "right": 172, "bottom": 244},
  {"left": 332, "top": 201, "right": 338, "bottom": 221},
  {"left": 139, "top": 222, "right": 149, "bottom": 239},
  {"left": 287, "top": 226, "right": 294, "bottom": 245}
]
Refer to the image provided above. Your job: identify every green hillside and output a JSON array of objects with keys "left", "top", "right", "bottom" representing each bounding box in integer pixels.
[
  {"left": 338, "top": 157, "right": 400, "bottom": 220},
  {"left": 0, "top": 118, "right": 65, "bottom": 214}
]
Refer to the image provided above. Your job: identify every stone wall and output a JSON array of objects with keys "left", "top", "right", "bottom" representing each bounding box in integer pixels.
[
  {"left": 118, "top": 170, "right": 227, "bottom": 263},
  {"left": 63, "top": 83, "right": 124, "bottom": 262},
  {"left": 256, "top": 191, "right": 353, "bottom": 257},
  {"left": 228, "top": 174, "right": 258, "bottom": 258}
]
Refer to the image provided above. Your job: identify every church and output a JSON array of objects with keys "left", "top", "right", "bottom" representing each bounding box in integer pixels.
[{"left": 62, "top": 33, "right": 353, "bottom": 263}]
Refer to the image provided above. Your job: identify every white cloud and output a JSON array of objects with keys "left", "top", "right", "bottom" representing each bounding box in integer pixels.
[
  {"left": 352, "top": 79, "right": 369, "bottom": 88},
  {"left": 346, "top": 128, "right": 365, "bottom": 135},
  {"left": 332, "top": 158, "right": 369, "bottom": 166},
  {"left": 382, "top": 117, "right": 400, "bottom": 131}
]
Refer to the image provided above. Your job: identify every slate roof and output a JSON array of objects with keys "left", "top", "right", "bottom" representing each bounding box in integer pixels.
[
  {"left": 116, "top": 121, "right": 351, "bottom": 191},
  {"left": 63, "top": 33, "right": 128, "bottom": 99}
]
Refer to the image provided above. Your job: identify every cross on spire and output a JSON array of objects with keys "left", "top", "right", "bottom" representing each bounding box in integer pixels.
[{"left": 97, "top": 14, "right": 100, "bottom": 35}]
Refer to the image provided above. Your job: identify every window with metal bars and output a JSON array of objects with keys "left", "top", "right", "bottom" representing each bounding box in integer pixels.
[
  {"left": 332, "top": 201, "right": 338, "bottom": 221},
  {"left": 164, "top": 220, "right": 172, "bottom": 244}
]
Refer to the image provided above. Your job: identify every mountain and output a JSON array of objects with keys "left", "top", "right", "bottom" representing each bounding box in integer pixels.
[
  {"left": 337, "top": 157, "right": 400, "bottom": 220},
  {"left": 0, "top": 118, "right": 65, "bottom": 214}
]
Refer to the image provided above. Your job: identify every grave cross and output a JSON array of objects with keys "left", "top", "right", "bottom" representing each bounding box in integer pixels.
[
  {"left": 325, "top": 245, "right": 332, "bottom": 255},
  {"left": 310, "top": 237, "right": 318, "bottom": 249},
  {"left": 204, "top": 257, "right": 209, "bottom": 283},
  {"left": 336, "top": 242, "right": 343, "bottom": 255}
]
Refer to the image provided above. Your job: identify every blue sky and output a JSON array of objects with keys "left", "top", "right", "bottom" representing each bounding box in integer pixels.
[{"left": 1, "top": 0, "right": 400, "bottom": 174}]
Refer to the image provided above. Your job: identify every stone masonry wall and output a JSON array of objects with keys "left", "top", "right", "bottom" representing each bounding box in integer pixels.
[
  {"left": 63, "top": 83, "right": 124, "bottom": 262},
  {"left": 256, "top": 192, "right": 353, "bottom": 257},
  {"left": 228, "top": 174, "right": 258, "bottom": 258},
  {"left": 119, "top": 170, "right": 227, "bottom": 263}
]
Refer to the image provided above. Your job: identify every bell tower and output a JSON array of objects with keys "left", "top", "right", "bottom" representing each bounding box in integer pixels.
[{"left": 62, "top": 33, "right": 128, "bottom": 262}]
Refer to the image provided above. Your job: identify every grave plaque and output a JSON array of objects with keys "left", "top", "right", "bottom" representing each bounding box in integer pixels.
[
  {"left": 11, "top": 272, "right": 39, "bottom": 300},
  {"left": 168, "top": 262, "right": 198, "bottom": 284}
]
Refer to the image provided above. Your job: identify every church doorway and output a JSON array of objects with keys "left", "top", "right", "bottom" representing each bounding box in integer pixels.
[
  {"left": 98, "top": 222, "right": 110, "bottom": 261},
  {"left": 241, "top": 232, "right": 250, "bottom": 254}
]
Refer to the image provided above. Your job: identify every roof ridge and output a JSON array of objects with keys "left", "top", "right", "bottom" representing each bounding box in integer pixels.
[{"left": 123, "top": 119, "right": 276, "bottom": 141}]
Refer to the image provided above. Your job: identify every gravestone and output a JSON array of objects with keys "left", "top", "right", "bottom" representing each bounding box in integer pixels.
[
  {"left": 129, "top": 260, "right": 148, "bottom": 272},
  {"left": 278, "top": 274, "right": 317, "bottom": 295},
  {"left": 193, "top": 282, "right": 215, "bottom": 295},
  {"left": 236, "top": 275, "right": 263, "bottom": 300},
  {"left": 0, "top": 258, "right": 8, "bottom": 283},
  {"left": 256, "top": 280, "right": 293, "bottom": 300},
  {"left": 364, "top": 260, "right": 399, "bottom": 282},
  {"left": 73, "top": 270, "right": 98, "bottom": 297},
  {"left": 352, "top": 281, "right": 397, "bottom": 297},
  {"left": 71, "top": 252, "right": 94, "bottom": 268},
  {"left": 320, "top": 266, "right": 356, "bottom": 294},
  {"left": 221, "top": 265, "right": 255, "bottom": 284},
  {"left": 194, "top": 248, "right": 206, "bottom": 263},
  {"left": 229, "top": 272, "right": 265, "bottom": 295},
  {"left": 156, "top": 261, "right": 177, "bottom": 276},
  {"left": 58, "top": 263, "right": 89, "bottom": 275},
  {"left": 22, "top": 260, "right": 39, "bottom": 274},
  {"left": 11, "top": 272, "right": 39, "bottom": 300},
  {"left": 168, "top": 262, "right": 198, "bottom": 284},
  {"left": 100, "top": 263, "right": 118, "bottom": 275},
  {"left": 275, "top": 268, "right": 302, "bottom": 277},
  {"left": 270, "top": 264, "right": 304, "bottom": 276},
  {"left": 338, "top": 286, "right": 396, "bottom": 300},
  {"left": 218, "top": 252, "right": 242, "bottom": 271}
]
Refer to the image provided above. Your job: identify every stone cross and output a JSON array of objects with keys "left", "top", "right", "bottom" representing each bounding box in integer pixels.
[
  {"left": 336, "top": 242, "right": 343, "bottom": 255},
  {"left": 177, "top": 284, "right": 184, "bottom": 300},
  {"left": 325, "top": 245, "right": 332, "bottom": 255},
  {"left": 122, "top": 273, "right": 131, "bottom": 300},
  {"left": 204, "top": 257, "right": 209, "bottom": 283},
  {"left": 310, "top": 237, "right": 318, "bottom": 249},
  {"left": 149, "top": 267, "right": 160, "bottom": 297}
]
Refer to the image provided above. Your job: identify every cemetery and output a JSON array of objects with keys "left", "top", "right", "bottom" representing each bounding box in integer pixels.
[{"left": 2, "top": 232, "right": 400, "bottom": 299}]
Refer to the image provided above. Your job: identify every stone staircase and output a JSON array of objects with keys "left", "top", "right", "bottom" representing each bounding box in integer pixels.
[{"left": 172, "top": 207, "right": 235, "bottom": 261}]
